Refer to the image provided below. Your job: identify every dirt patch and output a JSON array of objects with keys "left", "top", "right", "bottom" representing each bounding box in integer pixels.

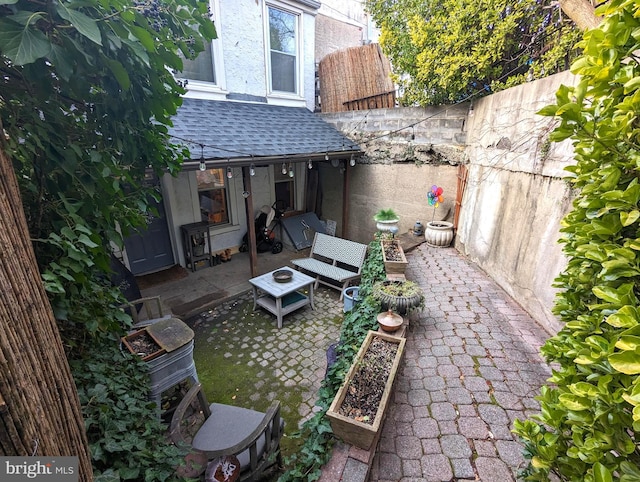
[
  {"left": 169, "top": 291, "right": 229, "bottom": 318},
  {"left": 136, "top": 264, "right": 189, "bottom": 290}
]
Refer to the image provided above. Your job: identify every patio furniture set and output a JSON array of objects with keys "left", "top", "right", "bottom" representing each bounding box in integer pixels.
[{"left": 121, "top": 232, "right": 367, "bottom": 481}]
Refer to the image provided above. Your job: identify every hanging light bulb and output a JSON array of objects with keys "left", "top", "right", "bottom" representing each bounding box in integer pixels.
[
  {"left": 288, "top": 163, "right": 294, "bottom": 178},
  {"left": 308, "top": 159, "right": 313, "bottom": 169},
  {"left": 199, "top": 144, "right": 206, "bottom": 171},
  {"left": 250, "top": 163, "right": 256, "bottom": 176},
  {"left": 349, "top": 154, "right": 356, "bottom": 167},
  {"left": 281, "top": 163, "right": 287, "bottom": 175},
  {"left": 227, "top": 166, "right": 233, "bottom": 179},
  {"left": 324, "top": 152, "right": 329, "bottom": 161}
]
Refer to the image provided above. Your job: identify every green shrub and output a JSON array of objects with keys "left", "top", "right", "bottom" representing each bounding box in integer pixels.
[
  {"left": 71, "top": 334, "right": 189, "bottom": 482},
  {"left": 373, "top": 208, "right": 399, "bottom": 222},
  {"left": 513, "top": 1, "right": 640, "bottom": 480}
]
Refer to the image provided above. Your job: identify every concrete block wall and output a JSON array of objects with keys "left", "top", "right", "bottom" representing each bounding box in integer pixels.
[
  {"left": 321, "top": 104, "right": 468, "bottom": 147},
  {"left": 321, "top": 71, "right": 580, "bottom": 334}
]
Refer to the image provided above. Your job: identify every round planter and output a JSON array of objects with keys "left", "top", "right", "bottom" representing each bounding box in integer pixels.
[
  {"left": 375, "top": 218, "right": 400, "bottom": 233},
  {"left": 343, "top": 286, "right": 360, "bottom": 313},
  {"left": 425, "top": 221, "right": 454, "bottom": 247},
  {"left": 372, "top": 281, "right": 424, "bottom": 316}
]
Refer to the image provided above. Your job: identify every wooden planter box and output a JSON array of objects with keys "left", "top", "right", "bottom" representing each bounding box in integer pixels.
[
  {"left": 326, "top": 330, "right": 406, "bottom": 450},
  {"left": 381, "top": 240, "right": 408, "bottom": 275},
  {"left": 121, "top": 328, "right": 166, "bottom": 362}
]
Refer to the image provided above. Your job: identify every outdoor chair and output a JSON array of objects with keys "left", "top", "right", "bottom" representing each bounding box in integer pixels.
[
  {"left": 120, "top": 295, "right": 174, "bottom": 330},
  {"left": 170, "top": 382, "right": 284, "bottom": 481}
]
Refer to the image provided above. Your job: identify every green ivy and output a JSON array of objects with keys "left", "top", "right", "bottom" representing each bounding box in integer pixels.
[
  {"left": 1, "top": 0, "right": 215, "bottom": 345},
  {"left": 513, "top": 1, "right": 640, "bottom": 480},
  {"left": 71, "top": 334, "right": 191, "bottom": 482},
  {"left": 278, "top": 239, "right": 386, "bottom": 481}
]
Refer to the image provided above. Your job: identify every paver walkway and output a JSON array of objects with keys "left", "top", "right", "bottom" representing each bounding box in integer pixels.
[{"left": 368, "top": 244, "right": 553, "bottom": 481}]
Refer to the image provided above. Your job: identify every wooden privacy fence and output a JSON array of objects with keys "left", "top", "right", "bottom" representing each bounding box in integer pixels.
[
  {"left": 318, "top": 43, "right": 395, "bottom": 113},
  {"left": 343, "top": 90, "right": 396, "bottom": 111}
]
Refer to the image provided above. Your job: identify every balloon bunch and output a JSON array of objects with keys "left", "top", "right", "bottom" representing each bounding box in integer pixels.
[{"left": 427, "top": 185, "right": 444, "bottom": 221}]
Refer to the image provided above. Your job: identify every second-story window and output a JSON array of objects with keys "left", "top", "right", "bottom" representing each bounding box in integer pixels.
[
  {"left": 268, "top": 5, "right": 298, "bottom": 94},
  {"left": 181, "top": 42, "right": 216, "bottom": 83},
  {"left": 175, "top": 0, "right": 224, "bottom": 91}
]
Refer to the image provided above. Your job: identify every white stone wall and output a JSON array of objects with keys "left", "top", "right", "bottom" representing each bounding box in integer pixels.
[
  {"left": 322, "top": 70, "right": 580, "bottom": 335},
  {"left": 458, "top": 70, "right": 579, "bottom": 334},
  {"left": 216, "top": 0, "right": 317, "bottom": 110}
]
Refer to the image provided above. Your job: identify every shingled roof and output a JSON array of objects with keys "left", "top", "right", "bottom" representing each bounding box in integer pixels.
[{"left": 169, "top": 98, "right": 360, "bottom": 166}]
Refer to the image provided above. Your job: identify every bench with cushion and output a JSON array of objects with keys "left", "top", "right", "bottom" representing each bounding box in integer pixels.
[{"left": 291, "top": 233, "right": 368, "bottom": 300}]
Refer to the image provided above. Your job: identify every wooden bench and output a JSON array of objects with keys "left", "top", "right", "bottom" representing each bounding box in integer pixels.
[{"left": 291, "top": 233, "right": 368, "bottom": 300}]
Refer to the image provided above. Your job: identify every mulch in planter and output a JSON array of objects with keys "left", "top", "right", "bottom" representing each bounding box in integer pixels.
[{"left": 338, "top": 336, "right": 399, "bottom": 424}]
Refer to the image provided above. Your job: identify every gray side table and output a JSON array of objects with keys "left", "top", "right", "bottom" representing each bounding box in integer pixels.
[{"left": 249, "top": 268, "right": 315, "bottom": 328}]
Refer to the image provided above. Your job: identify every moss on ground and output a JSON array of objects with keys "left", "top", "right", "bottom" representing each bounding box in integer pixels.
[{"left": 189, "top": 289, "right": 342, "bottom": 458}]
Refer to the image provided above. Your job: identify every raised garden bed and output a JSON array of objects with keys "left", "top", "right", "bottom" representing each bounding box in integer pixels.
[{"left": 326, "top": 330, "right": 406, "bottom": 450}]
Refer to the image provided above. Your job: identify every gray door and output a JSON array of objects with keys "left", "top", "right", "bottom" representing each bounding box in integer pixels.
[{"left": 124, "top": 177, "right": 175, "bottom": 275}]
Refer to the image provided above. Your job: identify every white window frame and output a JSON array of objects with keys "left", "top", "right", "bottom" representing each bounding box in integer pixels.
[
  {"left": 264, "top": 1, "right": 304, "bottom": 100},
  {"left": 179, "top": 0, "right": 227, "bottom": 99}
]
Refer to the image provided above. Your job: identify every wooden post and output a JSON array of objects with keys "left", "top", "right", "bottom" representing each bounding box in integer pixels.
[
  {"left": 342, "top": 160, "right": 351, "bottom": 238},
  {"left": 242, "top": 166, "right": 258, "bottom": 277}
]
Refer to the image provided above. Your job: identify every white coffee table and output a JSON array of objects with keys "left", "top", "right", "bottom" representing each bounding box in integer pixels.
[{"left": 249, "top": 268, "right": 315, "bottom": 329}]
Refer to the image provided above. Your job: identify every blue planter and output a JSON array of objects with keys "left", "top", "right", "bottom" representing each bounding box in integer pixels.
[{"left": 343, "top": 286, "right": 360, "bottom": 313}]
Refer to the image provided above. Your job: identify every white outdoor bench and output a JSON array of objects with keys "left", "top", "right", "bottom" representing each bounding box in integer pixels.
[{"left": 291, "top": 232, "right": 368, "bottom": 300}]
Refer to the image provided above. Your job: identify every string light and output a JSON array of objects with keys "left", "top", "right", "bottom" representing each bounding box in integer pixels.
[
  {"left": 226, "top": 159, "right": 233, "bottom": 179},
  {"left": 250, "top": 163, "right": 256, "bottom": 176},
  {"left": 281, "top": 163, "right": 287, "bottom": 175},
  {"left": 324, "top": 152, "right": 329, "bottom": 161},
  {"left": 308, "top": 159, "right": 313, "bottom": 169},
  {"left": 349, "top": 154, "right": 356, "bottom": 167},
  {"left": 288, "top": 163, "right": 294, "bottom": 178},
  {"left": 199, "top": 144, "right": 206, "bottom": 171}
]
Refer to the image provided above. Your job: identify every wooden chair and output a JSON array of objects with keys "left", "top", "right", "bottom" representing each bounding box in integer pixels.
[
  {"left": 120, "top": 295, "right": 174, "bottom": 330},
  {"left": 170, "top": 383, "right": 284, "bottom": 481}
]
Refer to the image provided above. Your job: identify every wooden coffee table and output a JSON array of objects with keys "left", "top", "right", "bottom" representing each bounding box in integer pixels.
[{"left": 249, "top": 268, "right": 315, "bottom": 329}]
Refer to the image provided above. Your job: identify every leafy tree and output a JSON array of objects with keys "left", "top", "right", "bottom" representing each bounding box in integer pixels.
[
  {"left": 0, "top": 0, "right": 215, "bottom": 478},
  {"left": 365, "top": 0, "right": 582, "bottom": 105},
  {"left": 1, "top": 0, "right": 214, "bottom": 341},
  {"left": 513, "top": 0, "right": 640, "bottom": 479}
]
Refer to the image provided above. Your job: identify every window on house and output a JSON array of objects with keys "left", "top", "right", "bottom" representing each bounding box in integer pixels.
[
  {"left": 197, "top": 168, "right": 229, "bottom": 224},
  {"left": 268, "top": 6, "right": 298, "bottom": 94},
  {"left": 180, "top": 42, "right": 216, "bottom": 83},
  {"left": 174, "top": 0, "right": 223, "bottom": 89},
  {"left": 274, "top": 165, "right": 295, "bottom": 211}
]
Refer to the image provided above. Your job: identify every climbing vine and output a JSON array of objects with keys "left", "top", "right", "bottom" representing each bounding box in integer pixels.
[
  {"left": 279, "top": 238, "right": 385, "bottom": 481},
  {"left": 513, "top": 0, "right": 640, "bottom": 479}
]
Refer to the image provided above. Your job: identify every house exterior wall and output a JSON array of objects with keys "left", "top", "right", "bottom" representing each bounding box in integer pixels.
[
  {"left": 315, "top": 0, "right": 379, "bottom": 62},
  {"left": 156, "top": 0, "right": 320, "bottom": 268},
  {"left": 321, "top": 70, "right": 579, "bottom": 335}
]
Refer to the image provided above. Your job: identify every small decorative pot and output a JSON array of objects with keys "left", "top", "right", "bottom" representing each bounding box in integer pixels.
[{"left": 425, "top": 221, "right": 454, "bottom": 247}]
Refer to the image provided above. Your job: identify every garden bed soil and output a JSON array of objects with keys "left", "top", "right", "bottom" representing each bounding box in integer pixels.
[
  {"left": 122, "top": 329, "right": 165, "bottom": 361},
  {"left": 338, "top": 337, "right": 398, "bottom": 424}
]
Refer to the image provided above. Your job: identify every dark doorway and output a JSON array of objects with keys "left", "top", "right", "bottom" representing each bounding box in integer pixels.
[{"left": 124, "top": 175, "right": 175, "bottom": 275}]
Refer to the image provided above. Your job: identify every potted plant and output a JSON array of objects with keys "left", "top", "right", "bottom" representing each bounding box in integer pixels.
[
  {"left": 373, "top": 208, "right": 400, "bottom": 233},
  {"left": 372, "top": 280, "right": 425, "bottom": 316},
  {"left": 425, "top": 185, "right": 454, "bottom": 247},
  {"left": 380, "top": 237, "right": 408, "bottom": 275},
  {"left": 326, "top": 330, "right": 406, "bottom": 450}
]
